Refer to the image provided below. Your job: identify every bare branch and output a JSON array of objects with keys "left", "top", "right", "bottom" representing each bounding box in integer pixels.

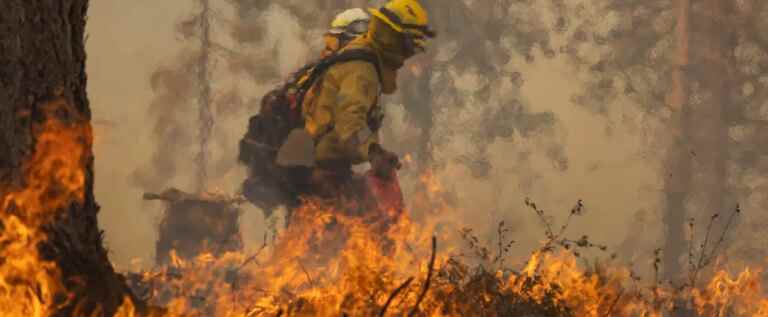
[
  {"left": 408, "top": 236, "right": 437, "bottom": 317},
  {"left": 379, "top": 277, "right": 414, "bottom": 317}
]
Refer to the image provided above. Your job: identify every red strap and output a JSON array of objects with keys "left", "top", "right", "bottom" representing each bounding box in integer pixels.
[{"left": 287, "top": 93, "right": 297, "bottom": 109}]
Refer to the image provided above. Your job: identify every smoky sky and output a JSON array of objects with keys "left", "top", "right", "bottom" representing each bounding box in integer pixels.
[{"left": 86, "top": 0, "right": 720, "bottom": 270}]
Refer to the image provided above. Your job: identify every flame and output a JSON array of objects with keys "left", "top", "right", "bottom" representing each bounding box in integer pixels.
[
  {"left": 419, "top": 170, "right": 442, "bottom": 196},
  {"left": 402, "top": 153, "right": 414, "bottom": 165},
  {"left": 2, "top": 109, "right": 766, "bottom": 317},
  {"left": 114, "top": 171, "right": 768, "bottom": 317},
  {"left": 0, "top": 99, "right": 91, "bottom": 316},
  {"left": 202, "top": 186, "right": 226, "bottom": 198},
  {"left": 691, "top": 268, "right": 766, "bottom": 317}
]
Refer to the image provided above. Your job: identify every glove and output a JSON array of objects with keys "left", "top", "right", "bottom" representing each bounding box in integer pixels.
[{"left": 368, "top": 143, "right": 401, "bottom": 180}]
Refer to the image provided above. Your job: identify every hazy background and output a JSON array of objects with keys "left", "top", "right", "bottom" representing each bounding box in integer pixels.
[{"left": 87, "top": 0, "right": 663, "bottom": 270}]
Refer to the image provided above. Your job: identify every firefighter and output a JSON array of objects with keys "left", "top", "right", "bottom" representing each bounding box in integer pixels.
[
  {"left": 299, "top": 0, "right": 436, "bottom": 206},
  {"left": 321, "top": 8, "right": 370, "bottom": 58}
]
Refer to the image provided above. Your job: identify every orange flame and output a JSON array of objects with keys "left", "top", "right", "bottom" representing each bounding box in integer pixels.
[
  {"left": 2, "top": 112, "right": 766, "bottom": 317},
  {"left": 0, "top": 99, "right": 91, "bottom": 316},
  {"left": 114, "top": 172, "right": 768, "bottom": 317}
]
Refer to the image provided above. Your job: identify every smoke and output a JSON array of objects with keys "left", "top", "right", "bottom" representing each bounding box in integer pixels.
[
  {"left": 393, "top": 1, "right": 559, "bottom": 252},
  {"left": 90, "top": 0, "right": 673, "bottom": 269},
  {"left": 551, "top": 0, "right": 768, "bottom": 277},
  {"left": 131, "top": 54, "right": 198, "bottom": 192},
  {"left": 721, "top": 2, "right": 768, "bottom": 264}
]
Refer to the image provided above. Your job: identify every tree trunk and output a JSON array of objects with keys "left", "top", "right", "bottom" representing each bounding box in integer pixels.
[
  {"left": 155, "top": 0, "right": 245, "bottom": 266},
  {"left": 194, "top": 0, "right": 213, "bottom": 192},
  {"left": 0, "top": 1, "right": 139, "bottom": 315},
  {"left": 662, "top": 0, "right": 692, "bottom": 280},
  {"left": 663, "top": 0, "right": 735, "bottom": 282},
  {"left": 692, "top": 0, "right": 732, "bottom": 232},
  {"left": 687, "top": 0, "right": 733, "bottom": 261}
]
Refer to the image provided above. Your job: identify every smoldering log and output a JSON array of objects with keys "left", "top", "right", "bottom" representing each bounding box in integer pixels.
[{"left": 145, "top": 187, "right": 246, "bottom": 265}]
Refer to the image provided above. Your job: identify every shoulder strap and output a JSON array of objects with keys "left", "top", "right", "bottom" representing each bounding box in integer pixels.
[
  {"left": 317, "top": 49, "right": 383, "bottom": 84},
  {"left": 287, "top": 60, "right": 319, "bottom": 89},
  {"left": 293, "top": 49, "right": 383, "bottom": 112}
]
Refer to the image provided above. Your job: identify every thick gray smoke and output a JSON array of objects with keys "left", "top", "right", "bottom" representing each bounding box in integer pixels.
[
  {"left": 90, "top": 0, "right": 675, "bottom": 269},
  {"left": 554, "top": 0, "right": 679, "bottom": 274},
  {"left": 554, "top": 0, "right": 768, "bottom": 278},
  {"left": 131, "top": 54, "right": 199, "bottom": 193}
]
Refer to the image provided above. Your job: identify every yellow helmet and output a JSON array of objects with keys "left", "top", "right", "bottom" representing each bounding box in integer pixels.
[{"left": 368, "top": 0, "right": 436, "bottom": 39}]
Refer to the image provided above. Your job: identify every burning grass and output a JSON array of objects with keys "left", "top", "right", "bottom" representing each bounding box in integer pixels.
[
  {"left": 118, "top": 189, "right": 768, "bottom": 317},
  {"left": 1, "top": 103, "right": 766, "bottom": 316}
]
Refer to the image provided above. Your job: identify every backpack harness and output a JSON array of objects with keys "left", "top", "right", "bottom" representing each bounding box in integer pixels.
[{"left": 237, "top": 48, "right": 385, "bottom": 212}]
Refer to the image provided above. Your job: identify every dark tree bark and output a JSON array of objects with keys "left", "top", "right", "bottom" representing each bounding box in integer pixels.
[{"left": 0, "top": 1, "right": 141, "bottom": 315}]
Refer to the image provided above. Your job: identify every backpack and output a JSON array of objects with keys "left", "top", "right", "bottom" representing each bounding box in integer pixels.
[{"left": 238, "top": 49, "right": 383, "bottom": 212}]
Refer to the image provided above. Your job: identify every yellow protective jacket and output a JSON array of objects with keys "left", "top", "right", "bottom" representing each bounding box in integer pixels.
[
  {"left": 301, "top": 17, "right": 406, "bottom": 166},
  {"left": 301, "top": 40, "right": 385, "bottom": 166}
]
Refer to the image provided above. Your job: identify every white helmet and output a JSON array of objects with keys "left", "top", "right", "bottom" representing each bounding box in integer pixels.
[{"left": 328, "top": 8, "right": 370, "bottom": 36}]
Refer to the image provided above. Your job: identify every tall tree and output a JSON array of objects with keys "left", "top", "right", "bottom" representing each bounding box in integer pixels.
[
  {"left": 145, "top": 0, "right": 247, "bottom": 265},
  {"left": 685, "top": 0, "right": 734, "bottom": 263},
  {"left": 134, "top": 0, "right": 240, "bottom": 192},
  {"left": 195, "top": 0, "right": 214, "bottom": 192},
  {"left": 556, "top": 0, "right": 739, "bottom": 279},
  {"left": 662, "top": 0, "right": 692, "bottom": 280},
  {"left": 0, "top": 0, "right": 137, "bottom": 315}
]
